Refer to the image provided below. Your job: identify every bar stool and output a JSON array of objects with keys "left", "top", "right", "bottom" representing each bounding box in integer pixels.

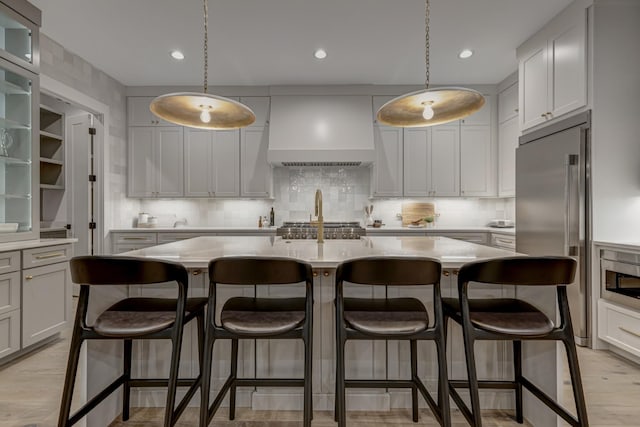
[
  {"left": 335, "top": 257, "right": 451, "bottom": 427},
  {"left": 442, "top": 256, "right": 589, "bottom": 427},
  {"left": 199, "top": 256, "right": 314, "bottom": 427},
  {"left": 58, "top": 256, "right": 207, "bottom": 427}
]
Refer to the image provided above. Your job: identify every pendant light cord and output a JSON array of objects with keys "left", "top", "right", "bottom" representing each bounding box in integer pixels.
[
  {"left": 425, "top": 0, "right": 430, "bottom": 89},
  {"left": 203, "top": 0, "right": 208, "bottom": 93}
]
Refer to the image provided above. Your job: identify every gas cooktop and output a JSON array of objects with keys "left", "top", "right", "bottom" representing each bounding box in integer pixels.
[{"left": 276, "top": 221, "right": 365, "bottom": 240}]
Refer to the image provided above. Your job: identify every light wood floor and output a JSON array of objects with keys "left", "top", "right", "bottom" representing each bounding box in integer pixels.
[{"left": 1, "top": 316, "right": 639, "bottom": 426}]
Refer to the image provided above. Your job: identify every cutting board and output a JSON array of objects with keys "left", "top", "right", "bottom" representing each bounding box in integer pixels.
[{"left": 401, "top": 202, "right": 435, "bottom": 226}]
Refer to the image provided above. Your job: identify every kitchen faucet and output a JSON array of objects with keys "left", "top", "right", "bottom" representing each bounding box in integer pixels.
[{"left": 311, "top": 189, "right": 324, "bottom": 243}]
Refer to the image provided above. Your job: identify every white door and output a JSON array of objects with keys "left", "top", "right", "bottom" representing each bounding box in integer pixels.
[
  {"left": 460, "top": 125, "right": 493, "bottom": 196},
  {"left": 372, "top": 126, "right": 403, "bottom": 197},
  {"left": 403, "top": 128, "right": 429, "bottom": 197},
  {"left": 241, "top": 126, "right": 271, "bottom": 198},
  {"left": 155, "top": 127, "right": 184, "bottom": 197},
  {"left": 498, "top": 116, "right": 519, "bottom": 197},
  {"left": 184, "top": 128, "right": 213, "bottom": 197},
  {"left": 430, "top": 124, "right": 460, "bottom": 196},
  {"left": 212, "top": 130, "right": 240, "bottom": 197},
  {"left": 520, "top": 44, "right": 549, "bottom": 130},
  {"left": 549, "top": 23, "right": 586, "bottom": 118},
  {"left": 128, "top": 127, "right": 155, "bottom": 197},
  {"left": 67, "top": 113, "right": 105, "bottom": 255}
]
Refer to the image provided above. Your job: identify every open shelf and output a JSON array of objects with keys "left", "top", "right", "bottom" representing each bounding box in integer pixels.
[
  {"left": 40, "top": 184, "right": 64, "bottom": 190},
  {"left": 40, "top": 157, "right": 63, "bottom": 166},
  {"left": 40, "top": 130, "right": 63, "bottom": 141}
]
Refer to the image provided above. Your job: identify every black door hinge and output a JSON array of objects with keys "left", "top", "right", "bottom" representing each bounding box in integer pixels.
[
  {"left": 66, "top": 224, "right": 72, "bottom": 230},
  {"left": 89, "top": 127, "right": 96, "bottom": 135},
  {"left": 89, "top": 174, "right": 96, "bottom": 182},
  {"left": 89, "top": 222, "right": 96, "bottom": 230}
]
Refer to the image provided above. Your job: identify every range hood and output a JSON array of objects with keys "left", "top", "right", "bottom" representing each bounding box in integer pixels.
[{"left": 267, "top": 95, "right": 375, "bottom": 166}]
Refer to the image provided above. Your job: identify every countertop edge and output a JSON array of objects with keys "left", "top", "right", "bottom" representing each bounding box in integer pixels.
[{"left": 0, "top": 238, "right": 77, "bottom": 252}]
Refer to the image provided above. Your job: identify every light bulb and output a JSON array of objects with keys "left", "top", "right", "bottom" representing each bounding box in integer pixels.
[
  {"left": 422, "top": 103, "right": 434, "bottom": 120},
  {"left": 200, "top": 107, "right": 211, "bottom": 123}
]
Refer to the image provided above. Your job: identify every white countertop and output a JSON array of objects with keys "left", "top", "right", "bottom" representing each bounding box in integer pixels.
[
  {"left": 120, "top": 235, "right": 519, "bottom": 269},
  {"left": 111, "top": 227, "right": 277, "bottom": 233},
  {"left": 365, "top": 226, "right": 516, "bottom": 235},
  {"left": 0, "top": 238, "right": 77, "bottom": 252},
  {"left": 593, "top": 240, "right": 640, "bottom": 251}
]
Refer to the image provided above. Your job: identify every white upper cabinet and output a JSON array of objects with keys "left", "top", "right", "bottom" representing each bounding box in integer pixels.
[
  {"left": 498, "top": 82, "right": 519, "bottom": 124},
  {"left": 430, "top": 124, "right": 460, "bottom": 197},
  {"left": 372, "top": 96, "right": 403, "bottom": 197},
  {"left": 240, "top": 97, "right": 272, "bottom": 198},
  {"left": 128, "top": 126, "right": 184, "bottom": 198},
  {"left": 184, "top": 128, "right": 240, "bottom": 197},
  {"left": 518, "top": 3, "right": 586, "bottom": 131},
  {"left": 460, "top": 95, "right": 491, "bottom": 126},
  {"left": 403, "top": 128, "right": 430, "bottom": 197},
  {"left": 128, "top": 97, "right": 175, "bottom": 126},
  {"left": 460, "top": 125, "right": 494, "bottom": 197},
  {"left": 498, "top": 116, "right": 519, "bottom": 197}
]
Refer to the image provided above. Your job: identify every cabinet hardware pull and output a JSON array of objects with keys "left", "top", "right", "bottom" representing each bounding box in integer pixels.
[
  {"left": 192, "top": 270, "right": 202, "bottom": 276},
  {"left": 35, "top": 252, "right": 65, "bottom": 260},
  {"left": 443, "top": 271, "right": 450, "bottom": 277},
  {"left": 453, "top": 270, "right": 459, "bottom": 275},
  {"left": 313, "top": 271, "right": 318, "bottom": 277},
  {"left": 323, "top": 271, "right": 330, "bottom": 277},
  {"left": 496, "top": 238, "right": 512, "bottom": 244},
  {"left": 515, "top": 108, "right": 519, "bottom": 113},
  {"left": 619, "top": 326, "right": 640, "bottom": 338},
  {"left": 541, "top": 113, "right": 547, "bottom": 118},
  {"left": 123, "top": 237, "right": 148, "bottom": 240},
  {"left": 25, "top": 275, "right": 33, "bottom": 280}
]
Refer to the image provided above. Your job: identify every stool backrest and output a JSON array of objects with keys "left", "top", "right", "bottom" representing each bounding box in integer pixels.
[
  {"left": 336, "top": 256, "right": 441, "bottom": 286},
  {"left": 209, "top": 256, "right": 313, "bottom": 286},
  {"left": 457, "top": 256, "right": 576, "bottom": 287},
  {"left": 70, "top": 256, "right": 188, "bottom": 286}
]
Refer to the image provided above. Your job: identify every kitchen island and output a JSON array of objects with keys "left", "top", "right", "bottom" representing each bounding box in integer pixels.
[{"left": 85, "top": 236, "right": 560, "bottom": 426}]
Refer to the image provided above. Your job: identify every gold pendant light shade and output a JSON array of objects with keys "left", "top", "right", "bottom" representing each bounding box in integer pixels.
[
  {"left": 150, "top": 93, "right": 255, "bottom": 130},
  {"left": 376, "top": 87, "right": 485, "bottom": 128}
]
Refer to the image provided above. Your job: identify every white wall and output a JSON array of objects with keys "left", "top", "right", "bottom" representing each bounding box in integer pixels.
[{"left": 591, "top": 0, "right": 640, "bottom": 242}]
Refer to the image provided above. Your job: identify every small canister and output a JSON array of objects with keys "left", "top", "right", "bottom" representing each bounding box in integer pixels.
[{"left": 138, "top": 212, "right": 149, "bottom": 225}]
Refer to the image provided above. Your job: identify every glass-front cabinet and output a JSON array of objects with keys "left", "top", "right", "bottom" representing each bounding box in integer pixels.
[{"left": 0, "top": 1, "right": 39, "bottom": 242}]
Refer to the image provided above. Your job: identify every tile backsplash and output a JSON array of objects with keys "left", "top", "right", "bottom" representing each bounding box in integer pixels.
[{"left": 130, "top": 167, "right": 515, "bottom": 228}]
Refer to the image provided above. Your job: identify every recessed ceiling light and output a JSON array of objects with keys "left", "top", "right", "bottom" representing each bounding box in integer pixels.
[
  {"left": 314, "top": 49, "right": 327, "bottom": 60},
  {"left": 458, "top": 49, "right": 473, "bottom": 59},
  {"left": 170, "top": 50, "right": 185, "bottom": 60}
]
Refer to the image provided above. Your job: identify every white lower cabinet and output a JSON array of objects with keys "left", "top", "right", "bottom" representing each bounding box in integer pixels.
[
  {"left": 490, "top": 233, "right": 516, "bottom": 251},
  {"left": 0, "top": 310, "right": 20, "bottom": 359},
  {"left": 598, "top": 299, "right": 640, "bottom": 358},
  {"left": 22, "top": 260, "right": 72, "bottom": 347},
  {"left": 0, "top": 244, "right": 72, "bottom": 363}
]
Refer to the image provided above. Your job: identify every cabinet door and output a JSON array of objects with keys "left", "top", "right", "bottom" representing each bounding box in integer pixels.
[
  {"left": 0, "top": 271, "right": 19, "bottom": 315},
  {"left": 430, "top": 124, "right": 459, "bottom": 196},
  {"left": 241, "top": 126, "right": 271, "bottom": 197},
  {"left": 22, "top": 262, "right": 71, "bottom": 347},
  {"left": 498, "top": 116, "right": 519, "bottom": 197},
  {"left": 128, "top": 97, "right": 173, "bottom": 126},
  {"left": 0, "top": 310, "right": 20, "bottom": 359},
  {"left": 498, "top": 83, "right": 518, "bottom": 124},
  {"left": 520, "top": 44, "right": 549, "bottom": 130},
  {"left": 184, "top": 128, "right": 213, "bottom": 197},
  {"left": 460, "top": 125, "right": 494, "bottom": 197},
  {"left": 403, "top": 128, "right": 429, "bottom": 197},
  {"left": 240, "top": 96, "right": 270, "bottom": 127},
  {"left": 128, "top": 127, "right": 155, "bottom": 197},
  {"left": 372, "top": 125, "right": 403, "bottom": 197},
  {"left": 156, "top": 127, "right": 184, "bottom": 197},
  {"left": 212, "top": 130, "right": 240, "bottom": 197},
  {"left": 549, "top": 21, "right": 586, "bottom": 118}
]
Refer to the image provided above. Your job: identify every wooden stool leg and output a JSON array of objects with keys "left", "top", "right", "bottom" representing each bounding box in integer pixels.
[
  {"left": 563, "top": 338, "right": 589, "bottom": 426},
  {"left": 410, "top": 340, "right": 419, "bottom": 422},
  {"left": 122, "top": 339, "right": 133, "bottom": 421},
  {"left": 164, "top": 332, "right": 184, "bottom": 427},
  {"left": 199, "top": 332, "right": 215, "bottom": 427},
  {"left": 229, "top": 339, "right": 239, "bottom": 420},
  {"left": 436, "top": 332, "right": 452, "bottom": 427},
  {"left": 57, "top": 327, "right": 84, "bottom": 427},
  {"left": 513, "top": 340, "right": 524, "bottom": 424},
  {"left": 304, "top": 334, "right": 313, "bottom": 427},
  {"left": 462, "top": 326, "right": 482, "bottom": 427}
]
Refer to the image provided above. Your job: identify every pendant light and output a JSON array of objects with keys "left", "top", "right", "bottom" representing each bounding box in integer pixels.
[
  {"left": 376, "top": 0, "right": 484, "bottom": 128},
  {"left": 150, "top": 0, "right": 255, "bottom": 129}
]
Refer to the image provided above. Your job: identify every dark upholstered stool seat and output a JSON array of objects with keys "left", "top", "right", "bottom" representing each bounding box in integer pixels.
[
  {"left": 442, "top": 297, "right": 553, "bottom": 336},
  {"left": 344, "top": 297, "right": 429, "bottom": 335},
  {"left": 221, "top": 297, "right": 306, "bottom": 336},
  {"left": 94, "top": 297, "right": 208, "bottom": 337}
]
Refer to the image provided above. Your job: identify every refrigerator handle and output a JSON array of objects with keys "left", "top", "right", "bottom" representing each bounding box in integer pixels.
[{"left": 564, "top": 154, "right": 579, "bottom": 256}]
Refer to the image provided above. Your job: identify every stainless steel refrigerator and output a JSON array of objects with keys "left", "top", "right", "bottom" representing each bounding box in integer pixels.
[{"left": 516, "top": 111, "right": 591, "bottom": 346}]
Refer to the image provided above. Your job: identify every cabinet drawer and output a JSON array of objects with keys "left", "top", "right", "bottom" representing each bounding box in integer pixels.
[
  {"left": 491, "top": 233, "right": 516, "bottom": 250},
  {"left": 22, "top": 244, "right": 72, "bottom": 269},
  {"left": 113, "top": 232, "right": 157, "bottom": 245},
  {"left": 0, "top": 251, "right": 20, "bottom": 275},
  {"left": 599, "top": 300, "right": 640, "bottom": 358},
  {"left": 0, "top": 272, "right": 20, "bottom": 315},
  {"left": 436, "top": 232, "right": 488, "bottom": 245},
  {"left": 22, "top": 262, "right": 71, "bottom": 347},
  {"left": 0, "top": 309, "right": 20, "bottom": 359}
]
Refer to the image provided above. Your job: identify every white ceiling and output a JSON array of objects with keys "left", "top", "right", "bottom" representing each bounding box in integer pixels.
[{"left": 31, "top": 0, "right": 573, "bottom": 87}]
